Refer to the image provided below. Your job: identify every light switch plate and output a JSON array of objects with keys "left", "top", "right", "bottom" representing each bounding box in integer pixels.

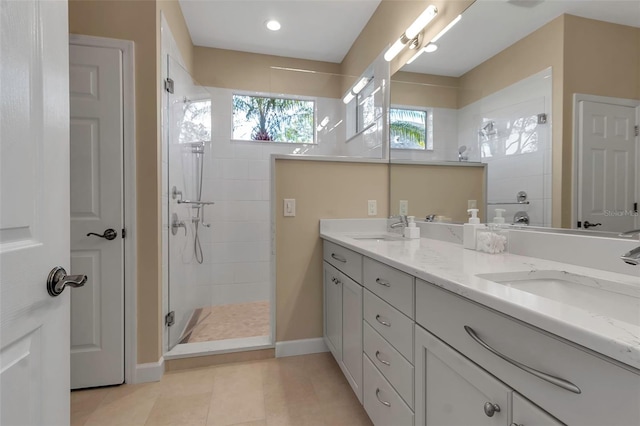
[
  {"left": 284, "top": 199, "right": 296, "bottom": 217},
  {"left": 368, "top": 200, "right": 377, "bottom": 216},
  {"left": 399, "top": 200, "right": 408, "bottom": 216}
]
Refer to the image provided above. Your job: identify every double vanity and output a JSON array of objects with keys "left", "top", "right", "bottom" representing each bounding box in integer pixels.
[{"left": 320, "top": 219, "right": 640, "bottom": 426}]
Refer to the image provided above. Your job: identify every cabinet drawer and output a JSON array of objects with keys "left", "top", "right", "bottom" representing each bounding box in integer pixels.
[
  {"left": 323, "top": 241, "right": 362, "bottom": 283},
  {"left": 363, "top": 257, "right": 414, "bottom": 318},
  {"left": 363, "top": 354, "right": 414, "bottom": 426},
  {"left": 363, "top": 322, "right": 414, "bottom": 409},
  {"left": 416, "top": 280, "right": 640, "bottom": 426},
  {"left": 364, "top": 290, "right": 414, "bottom": 362}
]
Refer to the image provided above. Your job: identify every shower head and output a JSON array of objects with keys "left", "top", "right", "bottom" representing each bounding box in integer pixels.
[{"left": 458, "top": 145, "right": 467, "bottom": 154}]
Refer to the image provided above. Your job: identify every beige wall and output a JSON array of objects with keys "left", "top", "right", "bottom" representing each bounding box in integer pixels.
[
  {"left": 275, "top": 160, "right": 389, "bottom": 341},
  {"left": 70, "top": 0, "right": 194, "bottom": 364},
  {"left": 391, "top": 71, "right": 459, "bottom": 109},
  {"left": 389, "top": 164, "right": 486, "bottom": 223},
  {"left": 194, "top": 47, "right": 342, "bottom": 98},
  {"left": 157, "top": 0, "right": 194, "bottom": 73}
]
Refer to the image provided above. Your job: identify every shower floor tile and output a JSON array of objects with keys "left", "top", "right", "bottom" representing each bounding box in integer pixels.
[{"left": 182, "top": 301, "right": 270, "bottom": 343}]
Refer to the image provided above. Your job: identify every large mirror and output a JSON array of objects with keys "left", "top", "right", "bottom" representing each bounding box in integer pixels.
[{"left": 389, "top": 0, "right": 640, "bottom": 232}]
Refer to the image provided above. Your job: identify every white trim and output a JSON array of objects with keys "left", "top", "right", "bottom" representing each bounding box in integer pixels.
[
  {"left": 275, "top": 338, "right": 329, "bottom": 358},
  {"left": 135, "top": 357, "right": 165, "bottom": 383},
  {"left": 69, "top": 34, "right": 138, "bottom": 385},
  {"left": 572, "top": 93, "right": 640, "bottom": 230}
]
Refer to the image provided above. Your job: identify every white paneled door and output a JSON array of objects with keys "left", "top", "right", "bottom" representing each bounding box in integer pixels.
[
  {"left": 578, "top": 100, "right": 638, "bottom": 232},
  {"left": 0, "top": 0, "right": 72, "bottom": 424},
  {"left": 69, "top": 43, "right": 125, "bottom": 389}
]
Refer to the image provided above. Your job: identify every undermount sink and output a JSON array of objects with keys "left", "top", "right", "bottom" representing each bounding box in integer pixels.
[
  {"left": 476, "top": 270, "right": 640, "bottom": 326},
  {"left": 350, "top": 234, "right": 405, "bottom": 242}
]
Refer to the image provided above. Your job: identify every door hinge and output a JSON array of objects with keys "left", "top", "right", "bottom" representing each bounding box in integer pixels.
[
  {"left": 165, "top": 311, "right": 175, "bottom": 327},
  {"left": 634, "top": 202, "right": 638, "bottom": 213},
  {"left": 537, "top": 113, "right": 547, "bottom": 124},
  {"left": 634, "top": 125, "right": 639, "bottom": 137},
  {"left": 164, "top": 78, "right": 174, "bottom": 94},
  {"left": 577, "top": 221, "right": 582, "bottom": 228},
  {"left": 121, "top": 228, "right": 126, "bottom": 239}
]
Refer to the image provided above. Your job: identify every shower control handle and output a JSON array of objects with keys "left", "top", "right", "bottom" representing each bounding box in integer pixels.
[
  {"left": 87, "top": 228, "right": 118, "bottom": 240},
  {"left": 171, "top": 213, "right": 187, "bottom": 236}
]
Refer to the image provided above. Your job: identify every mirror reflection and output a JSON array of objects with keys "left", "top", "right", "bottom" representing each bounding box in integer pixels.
[{"left": 389, "top": 1, "right": 639, "bottom": 232}]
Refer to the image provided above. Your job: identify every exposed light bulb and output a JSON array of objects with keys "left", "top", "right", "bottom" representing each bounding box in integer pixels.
[
  {"left": 342, "top": 91, "right": 355, "bottom": 104},
  {"left": 384, "top": 38, "right": 406, "bottom": 62},
  {"left": 352, "top": 77, "right": 370, "bottom": 94},
  {"left": 405, "top": 5, "right": 438, "bottom": 39},
  {"left": 431, "top": 14, "right": 461, "bottom": 42},
  {"left": 265, "top": 20, "right": 281, "bottom": 31}
]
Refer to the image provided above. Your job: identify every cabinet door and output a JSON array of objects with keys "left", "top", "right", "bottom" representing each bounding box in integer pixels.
[
  {"left": 415, "top": 325, "right": 511, "bottom": 426},
  {"left": 324, "top": 262, "right": 342, "bottom": 360},
  {"left": 342, "top": 275, "right": 363, "bottom": 402},
  {"left": 512, "top": 393, "right": 564, "bottom": 426}
]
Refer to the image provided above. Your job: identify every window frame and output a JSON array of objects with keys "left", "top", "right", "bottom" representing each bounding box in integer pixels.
[{"left": 231, "top": 91, "right": 317, "bottom": 144}]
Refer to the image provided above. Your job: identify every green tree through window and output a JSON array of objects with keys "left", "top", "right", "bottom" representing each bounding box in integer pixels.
[
  {"left": 232, "top": 95, "right": 314, "bottom": 143},
  {"left": 390, "top": 108, "right": 428, "bottom": 150}
]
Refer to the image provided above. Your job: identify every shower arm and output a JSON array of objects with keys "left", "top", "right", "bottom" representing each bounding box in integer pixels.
[{"left": 177, "top": 200, "right": 215, "bottom": 205}]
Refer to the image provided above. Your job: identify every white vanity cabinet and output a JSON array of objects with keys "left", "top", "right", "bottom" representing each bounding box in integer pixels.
[{"left": 323, "top": 242, "right": 363, "bottom": 402}]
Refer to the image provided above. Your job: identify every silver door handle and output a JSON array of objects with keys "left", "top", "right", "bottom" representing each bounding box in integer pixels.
[
  {"left": 375, "top": 314, "right": 391, "bottom": 327},
  {"left": 464, "top": 326, "right": 581, "bottom": 394},
  {"left": 375, "top": 278, "right": 390, "bottom": 287},
  {"left": 375, "top": 388, "right": 391, "bottom": 407},
  {"left": 47, "top": 266, "right": 87, "bottom": 297},
  {"left": 331, "top": 253, "right": 347, "bottom": 263},
  {"left": 375, "top": 350, "right": 390, "bottom": 366}
]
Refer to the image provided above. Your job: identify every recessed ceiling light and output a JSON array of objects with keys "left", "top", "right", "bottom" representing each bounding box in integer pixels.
[{"left": 265, "top": 20, "right": 281, "bottom": 31}]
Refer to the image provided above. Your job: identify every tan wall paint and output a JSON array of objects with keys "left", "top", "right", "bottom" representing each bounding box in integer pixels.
[
  {"left": 389, "top": 164, "right": 486, "bottom": 222},
  {"left": 391, "top": 71, "right": 459, "bottom": 108},
  {"left": 158, "top": 0, "right": 194, "bottom": 73},
  {"left": 458, "top": 16, "right": 565, "bottom": 227},
  {"left": 194, "top": 47, "right": 343, "bottom": 98},
  {"left": 561, "top": 15, "right": 640, "bottom": 227},
  {"left": 342, "top": 0, "right": 474, "bottom": 78},
  {"left": 275, "top": 160, "right": 389, "bottom": 341}
]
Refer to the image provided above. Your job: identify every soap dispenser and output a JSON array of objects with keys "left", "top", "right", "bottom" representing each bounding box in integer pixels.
[
  {"left": 404, "top": 216, "right": 420, "bottom": 239},
  {"left": 463, "top": 208, "right": 482, "bottom": 249},
  {"left": 493, "top": 208, "right": 506, "bottom": 224}
]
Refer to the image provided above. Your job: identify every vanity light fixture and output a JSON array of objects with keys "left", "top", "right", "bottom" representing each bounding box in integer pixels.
[
  {"left": 265, "top": 20, "right": 281, "bottom": 31},
  {"left": 384, "top": 5, "right": 438, "bottom": 62},
  {"left": 342, "top": 91, "right": 355, "bottom": 104},
  {"left": 352, "top": 77, "right": 371, "bottom": 94},
  {"left": 406, "top": 14, "right": 461, "bottom": 64}
]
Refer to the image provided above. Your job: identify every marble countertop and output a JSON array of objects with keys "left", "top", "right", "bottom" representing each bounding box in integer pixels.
[{"left": 320, "top": 230, "right": 640, "bottom": 371}]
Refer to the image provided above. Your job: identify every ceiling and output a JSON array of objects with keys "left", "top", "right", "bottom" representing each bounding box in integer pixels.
[
  {"left": 179, "top": 0, "right": 382, "bottom": 63},
  {"left": 179, "top": 0, "right": 640, "bottom": 72},
  {"left": 402, "top": 0, "right": 640, "bottom": 76}
]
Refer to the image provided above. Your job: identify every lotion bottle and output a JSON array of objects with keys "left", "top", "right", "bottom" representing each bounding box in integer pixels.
[
  {"left": 493, "top": 208, "right": 506, "bottom": 224},
  {"left": 463, "top": 208, "right": 482, "bottom": 249},
  {"left": 404, "top": 216, "right": 420, "bottom": 239}
]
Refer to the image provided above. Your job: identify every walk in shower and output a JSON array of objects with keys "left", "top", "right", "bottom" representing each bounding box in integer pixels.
[{"left": 163, "top": 55, "right": 272, "bottom": 353}]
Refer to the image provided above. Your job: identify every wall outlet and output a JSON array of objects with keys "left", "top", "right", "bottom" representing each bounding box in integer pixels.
[
  {"left": 368, "top": 200, "right": 377, "bottom": 216},
  {"left": 399, "top": 200, "right": 409, "bottom": 216},
  {"left": 284, "top": 199, "right": 296, "bottom": 217},
  {"left": 468, "top": 199, "right": 477, "bottom": 210}
]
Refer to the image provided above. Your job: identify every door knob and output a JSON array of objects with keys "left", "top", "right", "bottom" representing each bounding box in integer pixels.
[
  {"left": 47, "top": 266, "right": 87, "bottom": 297},
  {"left": 87, "top": 228, "right": 118, "bottom": 240},
  {"left": 583, "top": 221, "right": 602, "bottom": 229}
]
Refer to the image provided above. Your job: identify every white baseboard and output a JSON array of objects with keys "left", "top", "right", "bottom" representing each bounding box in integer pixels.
[
  {"left": 275, "top": 337, "right": 328, "bottom": 358},
  {"left": 134, "top": 357, "right": 165, "bottom": 383}
]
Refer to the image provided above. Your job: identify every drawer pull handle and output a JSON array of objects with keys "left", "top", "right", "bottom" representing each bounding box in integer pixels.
[
  {"left": 464, "top": 326, "right": 582, "bottom": 394},
  {"left": 331, "top": 277, "right": 340, "bottom": 285},
  {"left": 511, "top": 423, "right": 523, "bottom": 426},
  {"left": 375, "top": 278, "right": 390, "bottom": 287},
  {"left": 375, "top": 388, "right": 391, "bottom": 407},
  {"left": 375, "top": 350, "right": 391, "bottom": 366},
  {"left": 375, "top": 314, "right": 391, "bottom": 327},
  {"left": 331, "top": 253, "right": 347, "bottom": 263},
  {"left": 483, "top": 402, "right": 501, "bottom": 417}
]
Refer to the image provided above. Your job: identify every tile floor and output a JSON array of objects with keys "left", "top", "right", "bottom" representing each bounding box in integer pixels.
[
  {"left": 71, "top": 352, "right": 373, "bottom": 426},
  {"left": 181, "top": 301, "right": 270, "bottom": 344}
]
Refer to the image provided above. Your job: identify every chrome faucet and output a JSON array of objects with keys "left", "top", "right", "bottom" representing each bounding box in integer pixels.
[
  {"left": 619, "top": 229, "right": 640, "bottom": 266},
  {"left": 389, "top": 215, "right": 408, "bottom": 229}
]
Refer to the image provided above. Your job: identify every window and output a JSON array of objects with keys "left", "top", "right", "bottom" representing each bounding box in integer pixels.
[
  {"left": 390, "top": 108, "right": 429, "bottom": 150},
  {"left": 356, "top": 79, "right": 376, "bottom": 132},
  {"left": 480, "top": 115, "right": 540, "bottom": 158},
  {"left": 179, "top": 99, "right": 211, "bottom": 144},
  {"left": 232, "top": 94, "right": 314, "bottom": 143}
]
